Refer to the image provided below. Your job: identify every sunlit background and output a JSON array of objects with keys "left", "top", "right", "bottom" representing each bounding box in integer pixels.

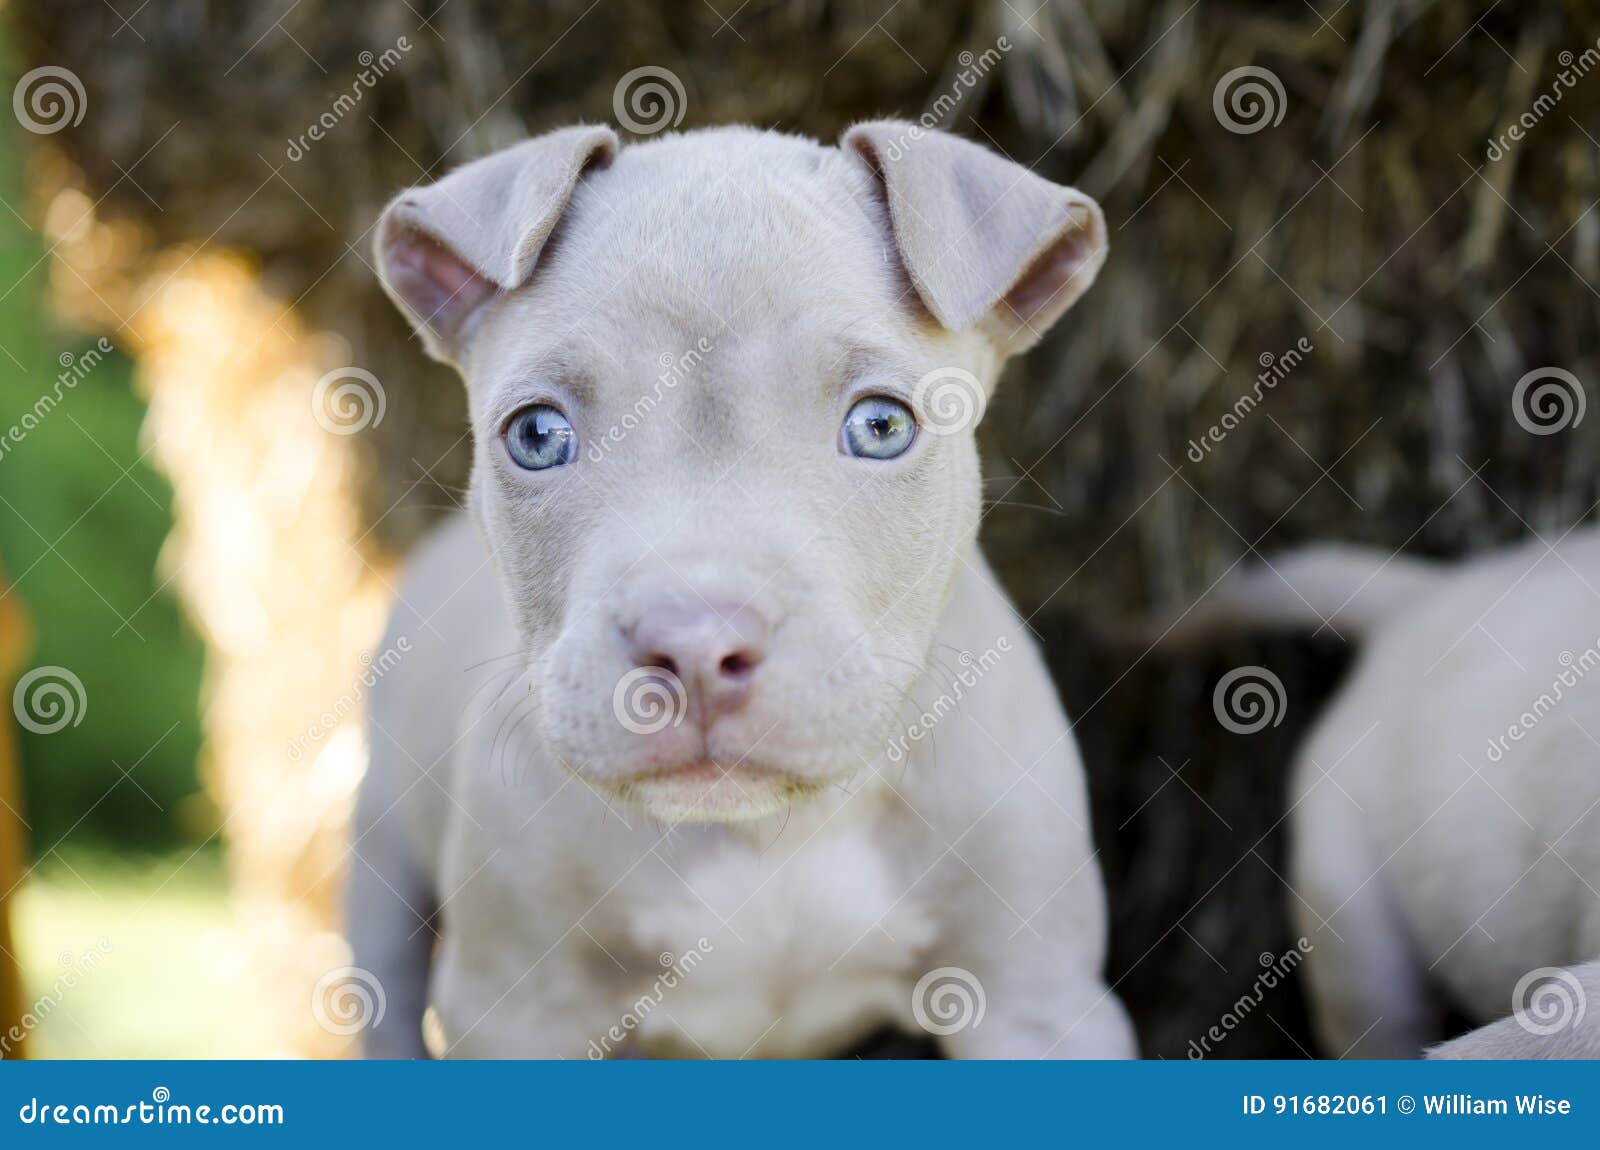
[
  {"left": 0, "top": 47, "right": 223, "bottom": 1055},
  {"left": 1, "top": 16, "right": 393, "bottom": 1059}
]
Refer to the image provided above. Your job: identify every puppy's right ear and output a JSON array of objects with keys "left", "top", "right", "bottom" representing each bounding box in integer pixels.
[
  {"left": 374, "top": 125, "right": 618, "bottom": 364},
  {"left": 842, "top": 122, "right": 1105, "bottom": 358}
]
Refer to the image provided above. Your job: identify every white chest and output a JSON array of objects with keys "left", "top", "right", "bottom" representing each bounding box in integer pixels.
[{"left": 612, "top": 799, "right": 938, "bottom": 1057}]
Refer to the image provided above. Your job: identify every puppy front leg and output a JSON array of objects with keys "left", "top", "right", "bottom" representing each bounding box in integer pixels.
[
  {"left": 345, "top": 750, "right": 436, "bottom": 1059},
  {"left": 431, "top": 942, "right": 626, "bottom": 1059},
  {"left": 927, "top": 867, "right": 1136, "bottom": 1059},
  {"left": 931, "top": 945, "right": 1137, "bottom": 1060}
]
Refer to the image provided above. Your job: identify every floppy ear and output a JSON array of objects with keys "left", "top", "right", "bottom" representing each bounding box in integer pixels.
[
  {"left": 374, "top": 125, "right": 619, "bottom": 363},
  {"left": 842, "top": 122, "right": 1106, "bottom": 357}
]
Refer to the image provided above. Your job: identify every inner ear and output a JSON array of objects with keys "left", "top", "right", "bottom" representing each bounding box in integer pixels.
[
  {"left": 379, "top": 218, "right": 496, "bottom": 347},
  {"left": 841, "top": 122, "right": 1108, "bottom": 360},
  {"left": 1004, "top": 207, "right": 1102, "bottom": 329},
  {"left": 986, "top": 199, "right": 1106, "bottom": 353}
]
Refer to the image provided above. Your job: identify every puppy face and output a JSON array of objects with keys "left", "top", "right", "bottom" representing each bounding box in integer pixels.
[{"left": 376, "top": 125, "right": 1105, "bottom": 822}]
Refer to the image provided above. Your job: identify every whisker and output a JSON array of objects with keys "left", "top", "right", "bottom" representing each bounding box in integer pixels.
[
  {"left": 465, "top": 650, "right": 524, "bottom": 672},
  {"left": 980, "top": 498, "right": 1072, "bottom": 519}
]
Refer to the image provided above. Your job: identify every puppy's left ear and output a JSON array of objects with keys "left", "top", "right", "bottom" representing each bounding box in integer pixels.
[{"left": 842, "top": 122, "right": 1106, "bottom": 357}]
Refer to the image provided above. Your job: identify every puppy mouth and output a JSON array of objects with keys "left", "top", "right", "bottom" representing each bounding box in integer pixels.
[{"left": 601, "top": 759, "right": 824, "bottom": 824}]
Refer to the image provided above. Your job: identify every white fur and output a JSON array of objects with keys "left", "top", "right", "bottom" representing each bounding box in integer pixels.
[
  {"left": 347, "top": 124, "right": 1133, "bottom": 1059},
  {"left": 1427, "top": 961, "right": 1600, "bottom": 1059},
  {"left": 1197, "top": 536, "right": 1600, "bottom": 1058}
]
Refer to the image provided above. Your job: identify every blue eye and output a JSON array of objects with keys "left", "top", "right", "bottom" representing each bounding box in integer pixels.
[
  {"left": 841, "top": 396, "right": 916, "bottom": 460},
  {"left": 504, "top": 404, "right": 577, "bottom": 470}
]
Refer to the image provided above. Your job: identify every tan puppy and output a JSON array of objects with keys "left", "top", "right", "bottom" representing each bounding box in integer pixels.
[{"left": 346, "top": 124, "right": 1135, "bottom": 1058}]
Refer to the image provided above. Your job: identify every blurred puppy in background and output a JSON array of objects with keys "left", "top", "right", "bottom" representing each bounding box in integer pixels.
[{"left": 1189, "top": 535, "right": 1600, "bottom": 1058}]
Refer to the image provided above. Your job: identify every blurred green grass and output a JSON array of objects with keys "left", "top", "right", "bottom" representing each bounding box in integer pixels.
[
  {"left": 0, "top": 36, "right": 227, "bottom": 1060},
  {"left": 13, "top": 851, "right": 236, "bottom": 1057},
  {"left": 0, "top": 41, "right": 206, "bottom": 853}
]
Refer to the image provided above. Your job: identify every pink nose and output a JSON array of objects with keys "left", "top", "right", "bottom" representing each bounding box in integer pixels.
[{"left": 626, "top": 599, "right": 769, "bottom": 724}]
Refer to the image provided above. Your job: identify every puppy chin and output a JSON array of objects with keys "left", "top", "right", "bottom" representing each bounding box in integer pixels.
[{"left": 606, "top": 761, "right": 826, "bottom": 824}]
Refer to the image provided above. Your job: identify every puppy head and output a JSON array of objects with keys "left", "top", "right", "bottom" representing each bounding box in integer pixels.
[{"left": 375, "top": 123, "right": 1105, "bottom": 822}]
